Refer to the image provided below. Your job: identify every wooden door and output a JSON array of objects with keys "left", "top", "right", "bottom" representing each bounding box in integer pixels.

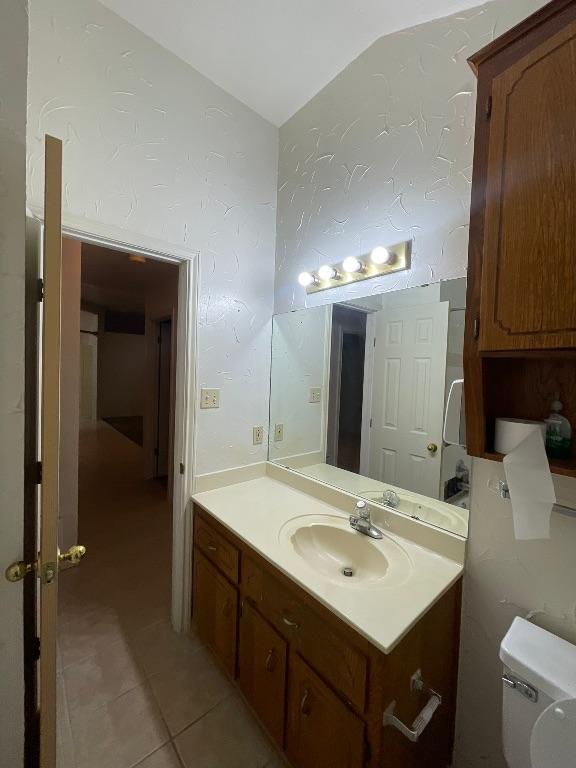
[
  {"left": 286, "top": 654, "right": 365, "bottom": 768},
  {"left": 193, "top": 550, "right": 237, "bottom": 676},
  {"left": 238, "top": 601, "right": 287, "bottom": 747},
  {"left": 369, "top": 302, "right": 448, "bottom": 497},
  {"left": 39, "top": 135, "right": 63, "bottom": 768},
  {"left": 479, "top": 19, "right": 576, "bottom": 351}
]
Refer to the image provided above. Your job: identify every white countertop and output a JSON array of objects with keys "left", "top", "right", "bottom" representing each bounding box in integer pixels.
[{"left": 192, "top": 476, "right": 463, "bottom": 655}]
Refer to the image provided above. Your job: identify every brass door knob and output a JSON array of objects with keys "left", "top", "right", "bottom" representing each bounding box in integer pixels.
[
  {"left": 58, "top": 544, "right": 87, "bottom": 569},
  {"left": 427, "top": 443, "right": 438, "bottom": 455}
]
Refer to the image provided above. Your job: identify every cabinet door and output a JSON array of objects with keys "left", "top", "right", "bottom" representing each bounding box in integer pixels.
[
  {"left": 286, "top": 654, "right": 365, "bottom": 768},
  {"left": 479, "top": 19, "right": 576, "bottom": 351},
  {"left": 238, "top": 601, "right": 287, "bottom": 747},
  {"left": 193, "top": 549, "right": 237, "bottom": 676}
]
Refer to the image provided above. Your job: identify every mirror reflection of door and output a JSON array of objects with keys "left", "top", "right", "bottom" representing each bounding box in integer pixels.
[
  {"left": 326, "top": 306, "right": 367, "bottom": 473},
  {"left": 367, "top": 301, "right": 449, "bottom": 499},
  {"left": 155, "top": 318, "right": 172, "bottom": 479}
]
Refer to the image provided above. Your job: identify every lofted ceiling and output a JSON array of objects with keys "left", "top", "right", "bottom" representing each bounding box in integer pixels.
[{"left": 99, "top": 0, "right": 485, "bottom": 126}]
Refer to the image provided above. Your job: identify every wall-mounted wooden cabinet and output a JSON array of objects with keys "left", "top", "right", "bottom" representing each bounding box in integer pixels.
[
  {"left": 192, "top": 506, "right": 462, "bottom": 768},
  {"left": 464, "top": 0, "right": 576, "bottom": 471}
]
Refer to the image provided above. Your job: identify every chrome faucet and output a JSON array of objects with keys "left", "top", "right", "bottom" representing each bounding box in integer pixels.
[
  {"left": 381, "top": 489, "right": 400, "bottom": 509},
  {"left": 349, "top": 501, "right": 383, "bottom": 540}
]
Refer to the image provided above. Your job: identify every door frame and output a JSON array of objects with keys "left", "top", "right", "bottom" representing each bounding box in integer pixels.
[{"left": 27, "top": 214, "right": 198, "bottom": 634}]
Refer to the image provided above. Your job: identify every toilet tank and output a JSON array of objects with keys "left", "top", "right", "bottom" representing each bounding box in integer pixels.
[{"left": 500, "top": 617, "right": 576, "bottom": 768}]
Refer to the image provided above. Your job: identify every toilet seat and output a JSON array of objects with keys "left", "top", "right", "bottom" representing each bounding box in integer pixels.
[{"left": 530, "top": 698, "right": 576, "bottom": 768}]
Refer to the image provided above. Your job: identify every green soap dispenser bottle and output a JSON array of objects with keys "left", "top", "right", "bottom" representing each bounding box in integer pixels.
[{"left": 545, "top": 395, "right": 572, "bottom": 459}]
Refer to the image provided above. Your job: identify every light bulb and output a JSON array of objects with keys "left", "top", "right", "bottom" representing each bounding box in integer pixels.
[
  {"left": 342, "top": 256, "right": 363, "bottom": 274},
  {"left": 318, "top": 265, "right": 338, "bottom": 281},
  {"left": 298, "top": 271, "right": 316, "bottom": 288},
  {"left": 370, "top": 246, "right": 392, "bottom": 265}
]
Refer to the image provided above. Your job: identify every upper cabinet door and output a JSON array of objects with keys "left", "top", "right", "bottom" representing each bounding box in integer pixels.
[{"left": 479, "top": 19, "right": 576, "bottom": 351}]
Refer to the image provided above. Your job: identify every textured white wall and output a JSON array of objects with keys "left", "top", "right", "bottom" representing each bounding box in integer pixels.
[
  {"left": 275, "top": 0, "right": 546, "bottom": 315},
  {"left": 273, "top": 3, "right": 576, "bottom": 768},
  {"left": 27, "top": 0, "right": 278, "bottom": 477},
  {"left": 0, "top": 1, "right": 27, "bottom": 763}
]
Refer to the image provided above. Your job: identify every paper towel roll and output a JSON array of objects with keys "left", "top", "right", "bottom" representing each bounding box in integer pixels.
[
  {"left": 495, "top": 418, "right": 547, "bottom": 455},
  {"left": 503, "top": 429, "right": 556, "bottom": 540}
]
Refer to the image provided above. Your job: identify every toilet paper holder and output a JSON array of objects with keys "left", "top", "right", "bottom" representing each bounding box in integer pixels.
[
  {"left": 383, "top": 670, "right": 442, "bottom": 743},
  {"left": 499, "top": 482, "right": 576, "bottom": 518}
]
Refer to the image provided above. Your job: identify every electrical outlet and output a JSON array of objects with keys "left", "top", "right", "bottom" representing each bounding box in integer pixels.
[
  {"left": 253, "top": 426, "right": 263, "bottom": 445},
  {"left": 274, "top": 423, "right": 284, "bottom": 442},
  {"left": 309, "top": 387, "right": 322, "bottom": 404},
  {"left": 200, "top": 388, "right": 220, "bottom": 409}
]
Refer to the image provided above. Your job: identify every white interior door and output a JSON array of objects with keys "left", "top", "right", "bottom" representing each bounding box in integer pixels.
[{"left": 368, "top": 301, "right": 449, "bottom": 497}]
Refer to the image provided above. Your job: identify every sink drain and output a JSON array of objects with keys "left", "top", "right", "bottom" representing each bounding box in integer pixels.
[{"left": 342, "top": 566, "right": 354, "bottom": 578}]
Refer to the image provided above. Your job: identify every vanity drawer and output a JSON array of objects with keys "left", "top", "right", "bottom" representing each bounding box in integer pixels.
[
  {"left": 195, "top": 514, "right": 239, "bottom": 584},
  {"left": 243, "top": 556, "right": 367, "bottom": 712}
]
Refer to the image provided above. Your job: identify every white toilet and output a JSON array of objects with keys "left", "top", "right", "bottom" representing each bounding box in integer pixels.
[{"left": 500, "top": 617, "right": 576, "bottom": 767}]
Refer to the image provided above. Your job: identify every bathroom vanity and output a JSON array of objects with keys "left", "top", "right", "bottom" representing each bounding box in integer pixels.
[{"left": 191, "top": 474, "right": 463, "bottom": 768}]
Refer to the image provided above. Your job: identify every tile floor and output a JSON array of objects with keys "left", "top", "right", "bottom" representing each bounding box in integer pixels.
[{"left": 57, "top": 422, "right": 283, "bottom": 768}]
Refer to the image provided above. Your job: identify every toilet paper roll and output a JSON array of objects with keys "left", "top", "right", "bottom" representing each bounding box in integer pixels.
[
  {"left": 495, "top": 418, "right": 547, "bottom": 455},
  {"left": 503, "top": 429, "right": 556, "bottom": 540}
]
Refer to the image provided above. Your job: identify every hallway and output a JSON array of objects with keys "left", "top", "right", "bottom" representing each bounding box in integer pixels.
[{"left": 57, "top": 423, "right": 281, "bottom": 768}]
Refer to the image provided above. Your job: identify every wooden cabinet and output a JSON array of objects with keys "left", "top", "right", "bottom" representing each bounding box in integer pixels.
[
  {"left": 238, "top": 600, "right": 287, "bottom": 747},
  {"left": 193, "top": 550, "right": 237, "bottom": 676},
  {"left": 192, "top": 506, "right": 461, "bottom": 768},
  {"left": 464, "top": 0, "right": 576, "bottom": 472},
  {"left": 286, "top": 654, "right": 365, "bottom": 768},
  {"left": 478, "top": 13, "right": 576, "bottom": 353},
  {"left": 243, "top": 555, "right": 367, "bottom": 712}
]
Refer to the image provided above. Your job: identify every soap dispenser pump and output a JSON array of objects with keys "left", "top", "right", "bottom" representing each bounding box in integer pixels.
[{"left": 544, "top": 394, "right": 572, "bottom": 459}]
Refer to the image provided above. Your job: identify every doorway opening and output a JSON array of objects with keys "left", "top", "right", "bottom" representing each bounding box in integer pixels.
[
  {"left": 56, "top": 236, "right": 195, "bottom": 765},
  {"left": 326, "top": 305, "right": 367, "bottom": 473}
]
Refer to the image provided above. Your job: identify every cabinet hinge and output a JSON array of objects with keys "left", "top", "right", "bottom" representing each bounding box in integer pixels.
[
  {"left": 369, "top": 418, "right": 373, "bottom": 428},
  {"left": 485, "top": 95, "right": 492, "bottom": 119},
  {"left": 154, "top": 447, "right": 159, "bottom": 457},
  {"left": 36, "top": 461, "right": 42, "bottom": 484},
  {"left": 37, "top": 278, "right": 44, "bottom": 303},
  {"left": 473, "top": 316, "right": 480, "bottom": 339},
  {"left": 373, "top": 338, "right": 376, "bottom": 347},
  {"left": 179, "top": 462, "right": 185, "bottom": 475}
]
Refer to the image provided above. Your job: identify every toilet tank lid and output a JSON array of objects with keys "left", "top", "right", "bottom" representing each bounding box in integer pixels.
[{"left": 500, "top": 618, "right": 576, "bottom": 701}]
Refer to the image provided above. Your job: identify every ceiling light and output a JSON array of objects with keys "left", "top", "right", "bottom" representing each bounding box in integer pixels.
[
  {"left": 298, "top": 271, "right": 317, "bottom": 288},
  {"left": 318, "top": 265, "right": 339, "bottom": 281},
  {"left": 370, "top": 246, "right": 392, "bottom": 265},
  {"left": 342, "top": 256, "right": 363, "bottom": 274}
]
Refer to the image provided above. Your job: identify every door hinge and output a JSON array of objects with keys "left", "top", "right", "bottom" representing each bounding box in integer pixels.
[
  {"left": 373, "top": 338, "right": 376, "bottom": 347},
  {"left": 37, "top": 278, "right": 44, "bottom": 302},
  {"left": 32, "top": 636, "right": 40, "bottom": 661},
  {"left": 179, "top": 462, "right": 185, "bottom": 475},
  {"left": 473, "top": 316, "right": 480, "bottom": 339},
  {"left": 154, "top": 447, "right": 159, "bottom": 457},
  {"left": 36, "top": 461, "right": 42, "bottom": 484},
  {"left": 485, "top": 95, "right": 492, "bottom": 119},
  {"left": 369, "top": 418, "right": 373, "bottom": 428}
]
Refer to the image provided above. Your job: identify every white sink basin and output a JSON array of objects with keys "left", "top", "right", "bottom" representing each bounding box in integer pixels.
[
  {"left": 361, "top": 493, "right": 468, "bottom": 537},
  {"left": 279, "top": 514, "right": 413, "bottom": 588}
]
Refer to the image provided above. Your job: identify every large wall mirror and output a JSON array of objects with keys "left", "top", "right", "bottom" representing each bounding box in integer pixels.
[{"left": 268, "top": 278, "right": 469, "bottom": 538}]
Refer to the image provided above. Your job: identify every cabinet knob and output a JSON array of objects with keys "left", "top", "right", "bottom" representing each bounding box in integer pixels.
[
  {"left": 427, "top": 443, "right": 438, "bottom": 455},
  {"left": 265, "top": 648, "right": 276, "bottom": 672},
  {"left": 300, "top": 688, "right": 311, "bottom": 716}
]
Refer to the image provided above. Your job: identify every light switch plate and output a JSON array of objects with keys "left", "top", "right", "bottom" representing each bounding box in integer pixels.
[
  {"left": 253, "top": 426, "right": 263, "bottom": 445},
  {"left": 200, "top": 388, "right": 220, "bottom": 409},
  {"left": 309, "top": 387, "right": 321, "bottom": 404},
  {"left": 274, "top": 423, "right": 284, "bottom": 442}
]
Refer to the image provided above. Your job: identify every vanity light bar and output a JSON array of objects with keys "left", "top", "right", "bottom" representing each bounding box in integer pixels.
[{"left": 300, "top": 240, "right": 412, "bottom": 294}]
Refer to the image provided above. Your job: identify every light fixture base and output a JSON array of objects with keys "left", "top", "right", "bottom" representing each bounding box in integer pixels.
[{"left": 305, "top": 240, "right": 411, "bottom": 294}]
